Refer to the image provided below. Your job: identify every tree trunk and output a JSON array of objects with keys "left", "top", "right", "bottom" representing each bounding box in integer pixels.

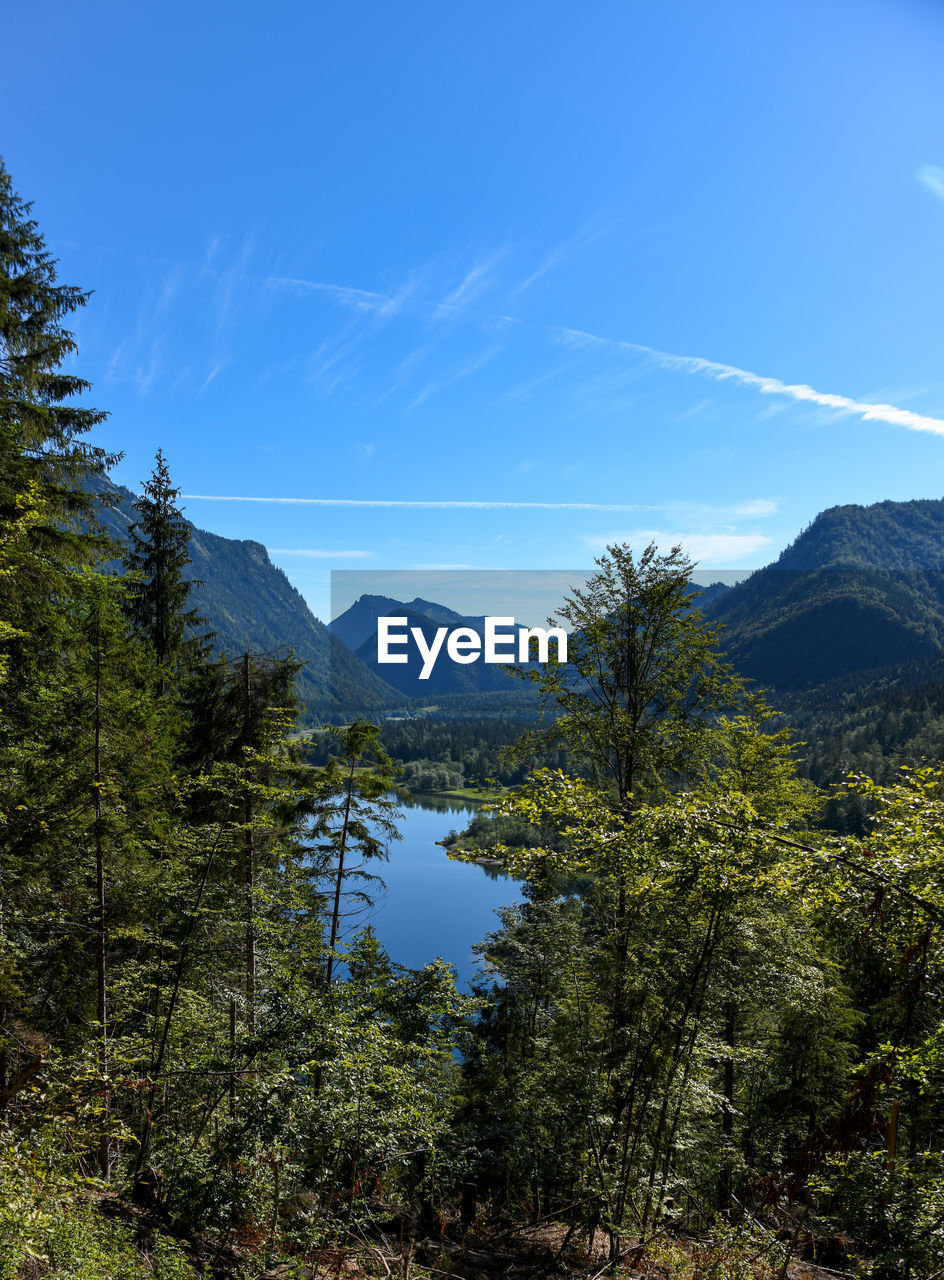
[
  {"left": 718, "top": 999, "right": 736, "bottom": 1216},
  {"left": 325, "top": 760, "right": 356, "bottom": 989},
  {"left": 94, "top": 613, "right": 109, "bottom": 1181},
  {"left": 243, "top": 653, "right": 255, "bottom": 1034}
]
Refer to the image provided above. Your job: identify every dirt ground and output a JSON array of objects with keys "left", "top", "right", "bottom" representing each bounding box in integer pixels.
[{"left": 253, "top": 1220, "right": 856, "bottom": 1280}]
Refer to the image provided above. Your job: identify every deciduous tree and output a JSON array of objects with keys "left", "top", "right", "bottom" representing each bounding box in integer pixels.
[{"left": 514, "top": 541, "right": 744, "bottom": 807}]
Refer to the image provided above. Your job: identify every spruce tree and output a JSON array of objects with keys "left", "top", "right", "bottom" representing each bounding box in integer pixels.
[
  {"left": 123, "top": 449, "right": 211, "bottom": 688},
  {"left": 308, "top": 720, "right": 402, "bottom": 988},
  {"left": 0, "top": 156, "right": 116, "bottom": 688},
  {"left": 0, "top": 157, "right": 118, "bottom": 1111}
]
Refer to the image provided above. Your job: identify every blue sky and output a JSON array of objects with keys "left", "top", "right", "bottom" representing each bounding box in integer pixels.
[{"left": 5, "top": 0, "right": 944, "bottom": 621}]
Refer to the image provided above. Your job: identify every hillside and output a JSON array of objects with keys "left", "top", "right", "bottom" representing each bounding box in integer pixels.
[
  {"left": 91, "top": 479, "right": 402, "bottom": 718},
  {"left": 774, "top": 498, "right": 944, "bottom": 571},
  {"left": 705, "top": 498, "right": 944, "bottom": 691},
  {"left": 89, "top": 487, "right": 944, "bottom": 719}
]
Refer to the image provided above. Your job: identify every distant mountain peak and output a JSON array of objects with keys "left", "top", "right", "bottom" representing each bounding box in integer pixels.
[{"left": 775, "top": 497, "right": 944, "bottom": 572}]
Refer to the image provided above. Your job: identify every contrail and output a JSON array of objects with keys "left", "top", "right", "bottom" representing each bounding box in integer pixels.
[
  {"left": 558, "top": 329, "right": 944, "bottom": 437},
  {"left": 182, "top": 496, "right": 667, "bottom": 511}
]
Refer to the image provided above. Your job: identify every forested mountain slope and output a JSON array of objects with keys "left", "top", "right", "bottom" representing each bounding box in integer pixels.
[
  {"left": 92, "top": 478, "right": 401, "bottom": 717},
  {"left": 775, "top": 497, "right": 944, "bottom": 570},
  {"left": 705, "top": 497, "right": 944, "bottom": 690}
]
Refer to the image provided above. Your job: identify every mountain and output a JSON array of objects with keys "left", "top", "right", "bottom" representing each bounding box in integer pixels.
[
  {"left": 704, "top": 498, "right": 944, "bottom": 690},
  {"left": 328, "top": 594, "right": 489, "bottom": 654},
  {"left": 328, "top": 595, "right": 424, "bottom": 654},
  {"left": 330, "top": 595, "right": 547, "bottom": 698},
  {"left": 773, "top": 498, "right": 944, "bottom": 572},
  {"left": 90, "top": 483, "right": 944, "bottom": 719},
  {"left": 692, "top": 580, "right": 731, "bottom": 610},
  {"left": 90, "top": 479, "right": 402, "bottom": 719}
]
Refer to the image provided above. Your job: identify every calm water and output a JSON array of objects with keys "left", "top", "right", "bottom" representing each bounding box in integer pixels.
[{"left": 363, "top": 795, "right": 519, "bottom": 983}]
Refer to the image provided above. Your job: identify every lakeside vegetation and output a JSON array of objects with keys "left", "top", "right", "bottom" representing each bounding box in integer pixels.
[{"left": 6, "top": 154, "right": 944, "bottom": 1280}]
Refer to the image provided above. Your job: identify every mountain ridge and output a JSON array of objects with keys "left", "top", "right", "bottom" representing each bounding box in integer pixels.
[
  {"left": 705, "top": 496, "right": 944, "bottom": 691},
  {"left": 89, "top": 478, "right": 402, "bottom": 718},
  {"left": 92, "top": 482, "right": 944, "bottom": 712},
  {"left": 773, "top": 497, "right": 944, "bottom": 571}
]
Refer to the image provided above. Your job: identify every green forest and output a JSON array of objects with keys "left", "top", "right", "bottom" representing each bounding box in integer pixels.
[{"left": 6, "top": 155, "right": 944, "bottom": 1280}]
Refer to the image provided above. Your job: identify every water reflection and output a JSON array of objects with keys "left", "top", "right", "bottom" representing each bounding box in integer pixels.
[
  {"left": 394, "top": 790, "right": 491, "bottom": 815},
  {"left": 365, "top": 792, "right": 518, "bottom": 984}
]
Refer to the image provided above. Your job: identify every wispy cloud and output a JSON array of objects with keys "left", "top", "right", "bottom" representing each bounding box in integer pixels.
[
  {"left": 263, "top": 267, "right": 426, "bottom": 324},
  {"left": 199, "top": 363, "right": 224, "bottom": 393},
  {"left": 213, "top": 234, "right": 255, "bottom": 338},
  {"left": 676, "top": 398, "right": 712, "bottom": 421},
  {"left": 263, "top": 274, "right": 394, "bottom": 313},
  {"left": 582, "top": 530, "right": 772, "bottom": 563},
  {"left": 186, "top": 495, "right": 663, "bottom": 510},
  {"left": 268, "top": 548, "right": 374, "bottom": 559},
  {"left": 306, "top": 329, "right": 365, "bottom": 395},
  {"left": 375, "top": 270, "right": 425, "bottom": 321},
  {"left": 440, "top": 249, "right": 508, "bottom": 311},
  {"left": 512, "top": 218, "right": 615, "bottom": 296},
  {"left": 109, "top": 227, "right": 941, "bottom": 445},
  {"left": 918, "top": 164, "right": 944, "bottom": 203},
  {"left": 133, "top": 332, "right": 166, "bottom": 396},
  {"left": 408, "top": 343, "right": 504, "bottom": 408},
  {"left": 557, "top": 329, "right": 944, "bottom": 437},
  {"left": 159, "top": 267, "right": 184, "bottom": 309},
  {"left": 498, "top": 363, "right": 572, "bottom": 405},
  {"left": 732, "top": 499, "right": 778, "bottom": 516},
  {"left": 183, "top": 494, "right": 774, "bottom": 515},
  {"left": 373, "top": 341, "right": 438, "bottom": 404}
]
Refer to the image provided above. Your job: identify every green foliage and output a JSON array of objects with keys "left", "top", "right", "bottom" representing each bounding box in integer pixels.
[
  {"left": 0, "top": 1115, "right": 198, "bottom": 1279},
  {"left": 449, "top": 546, "right": 861, "bottom": 1256},
  {"left": 512, "top": 541, "right": 744, "bottom": 804},
  {"left": 306, "top": 715, "right": 562, "bottom": 789},
  {"left": 397, "top": 756, "right": 466, "bottom": 792},
  {"left": 705, "top": 499, "right": 944, "bottom": 693},
  {"left": 94, "top": 478, "right": 401, "bottom": 722},
  {"left": 308, "top": 721, "right": 402, "bottom": 987},
  {"left": 123, "top": 449, "right": 212, "bottom": 683},
  {"left": 441, "top": 807, "right": 544, "bottom": 855},
  {"left": 12, "top": 155, "right": 944, "bottom": 1276},
  {"left": 458, "top": 772, "right": 855, "bottom": 1231},
  {"left": 0, "top": 161, "right": 467, "bottom": 1273},
  {"left": 0, "top": 157, "right": 115, "bottom": 697},
  {"left": 813, "top": 1150, "right": 944, "bottom": 1279},
  {"left": 685, "top": 1220, "right": 779, "bottom": 1279}
]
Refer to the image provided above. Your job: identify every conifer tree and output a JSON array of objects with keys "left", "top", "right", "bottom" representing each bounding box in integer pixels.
[
  {"left": 308, "top": 721, "right": 402, "bottom": 988},
  {"left": 123, "top": 449, "right": 211, "bottom": 689},
  {"left": 0, "top": 157, "right": 118, "bottom": 1114},
  {"left": 0, "top": 156, "right": 116, "bottom": 690}
]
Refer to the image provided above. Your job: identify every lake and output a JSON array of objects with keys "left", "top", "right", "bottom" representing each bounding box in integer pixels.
[{"left": 357, "top": 794, "right": 520, "bottom": 984}]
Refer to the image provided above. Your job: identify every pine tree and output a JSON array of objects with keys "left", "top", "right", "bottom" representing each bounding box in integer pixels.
[
  {"left": 0, "top": 569, "right": 176, "bottom": 1126},
  {"left": 0, "top": 156, "right": 116, "bottom": 689},
  {"left": 308, "top": 721, "right": 402, "bottom": 988},
  {"left": 123, "top": 449, "right": 211, "bottom": 689},
  {"left": 0, "top": 157, "right": 118, "bottom": 1113}
]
